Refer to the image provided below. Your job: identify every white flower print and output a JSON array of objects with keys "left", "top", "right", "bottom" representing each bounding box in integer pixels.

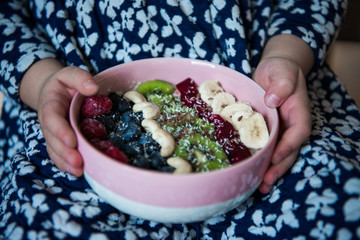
[
  {"left": 225, "top": 38, "right": 236, "bottom": 57},
  {"left": 295, "top": 165, "right": 323, "bottom": 191},
  {"left": 16, "top": 156, "right": 35, "bottom": 176},
  {"left": 120, "top": 7, "right": 135, "bottom": 31},
  {"left": 221, "top": 221, "right": 244, "bottom": 239},
  {"left": 0, "top": 60, "right": 14, "bottom": 80},
  {"left": 136, "top": 6, "right": 158, "bottom": 38},
  {"left": 99, "top": 0, "right": 124, "bottom": 19},
  {"left": 305, "top": 188, "right": 337, "bottom": 220},
  {"left": 89, "top": 233, "right": 109, "bottom": 240},
  {"left": 205, "top": 6, "right": 222, "bottom": 38},
  {"left": 21, "top": 193, "right": 50, "bottom": 225},
  {"left": 248, "top": 210, "right": 277, "bottom": 237},
  {"left": 42, "top": 210, "right": 82, "bottom": 238},
  {"left": 310, "top": 220, "right": 334, "bottom": 240},
  {"left": 79, "top": 30, "right": 98, "bottom": 56},
  {"left": 17, "top": 43, "right": 56, "bottom": 72},
  {"left": 275, "top": 200, "right": 300, "bottom": 231},
  {"left": 2, "top": 40, "right": 15, "bottom": 54},
  {"left": 336, "top": 228, "right": 353, "bottom": 240},
  {"left": 32, "top": 179, "right": 62, "bottom": 194},
  {"left": 267, "top": 18, "right": 287, "bottom": 36},
  {"left": 116, "top": 39, "right": 141, "bottom": 63},
  {"left": 4, "top": 222, "right": 25, "bottom": 240},
  {"left": 76, "top": 0, "right": 94, "bottom": 29},
  {"left": 343, "top": 178, "right": 360, "bottom": 222},
  {"left": 142, "top": 33, "right": 164, "bottom": 57},
  {"left": 57, "top": 190, "right": 102, "bottom": 218},
  {"left": 225, "top": 5, "right": 245, "bottom": 38},
  {"left": 107, "top": 21, "right": 123, "bottom": 42},
  {"left": 160, "top": 9, "right": 183, "bottom": 37},
  {"left": 311, "top": 0, "right": 330, "bottom": 15},
  {"left": 184, "top": 32, "right": 206, "bottom": 58},
  {"left": 297, "top": 26, "right": 317, "bottom": 48},
  {"left": 164, "top": 44, "right": 183, "bottom": 58},
  {"left": 100, "top": 42, "right": 117, "bottom": 59},
  {"left": 27, "top": 230, "right": 50, "bottom": 240}
]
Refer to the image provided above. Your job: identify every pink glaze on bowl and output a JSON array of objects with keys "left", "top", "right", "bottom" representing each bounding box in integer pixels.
[{"left": 70, "top": 58, "right": 279, "bottom": 223}]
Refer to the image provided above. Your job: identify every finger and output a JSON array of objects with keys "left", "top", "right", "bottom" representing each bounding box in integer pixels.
[
  {"left": 264, "top": 77, "right": 297, "bottom": 108},
  {"left": 40, "top": 98, "right": 77, "bottom": 148},
  {"left": 259, "top": 150, "right": 299, "bottom": 194},
  {"left": 272, "top": 119, "right": 310, "bottom": 165},
  {"left": 55, "top": 66, "right": 99, "bottom": 96},
  {"left": 47, "top": 145, "right": 83, "bottom": 177},
  {"left": 253, "top": 58, "right": 300, "bottom": 108},
  {"left": 44, "top": 131, "right": 83, "bottom": 168},
  {"left": 273, "top": 83, "right": 311, "bottom": 164}
]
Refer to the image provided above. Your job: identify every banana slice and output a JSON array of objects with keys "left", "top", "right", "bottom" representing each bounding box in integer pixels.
[
  {"left": 211, "top": 92, "right": 236, "bottom": 114},
  {"left": 238, "top": 112, "right": 269, "bottom": 149},
  {"left": 198, "top": 80, "right": 224, "bottom": 105},
  {"left": 220, "top": 101, "right": 254, "bottom": 123}
]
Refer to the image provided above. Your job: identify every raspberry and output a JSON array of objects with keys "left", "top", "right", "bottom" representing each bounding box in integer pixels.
[
  {"left": 80, "top": 118, "right": 107, "bottom": 140},
  {"left": 81, "top": 95, "right": 113, "bottom": 118},
  {"left": 91, "top": 139, "right": 127, "bottom": 163}
]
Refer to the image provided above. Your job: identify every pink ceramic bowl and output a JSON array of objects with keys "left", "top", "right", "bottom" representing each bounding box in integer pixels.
[{"left": 69, "top": 58, "right": 279, "bottom": 223}]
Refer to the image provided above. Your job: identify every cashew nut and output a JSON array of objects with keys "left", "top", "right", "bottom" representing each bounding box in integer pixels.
[
  {"left": 133, "top": 102, "right": 160, "bottom": 119},
  {"left": 141, "top": 119, "right": 175, "bottom": 157},
  {"left": 141, "top": 119, "right": 161, "bottom": 132},
  {"left": 167, "top": 157, "right": 192, "bottom": 174},
  {"left": 123, "top": 91, "right": 147, "bottom": 103},
  {"left": 152, "top": 130, "right": 175, "bottom": 157}
]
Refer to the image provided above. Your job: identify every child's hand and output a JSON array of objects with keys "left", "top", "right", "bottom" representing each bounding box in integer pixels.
[
  {"left": 20, "top": 59, "right": 99, "bottom": 176},
  {"left": 253, "top": 57, "right": 312, "bottom": 193}
]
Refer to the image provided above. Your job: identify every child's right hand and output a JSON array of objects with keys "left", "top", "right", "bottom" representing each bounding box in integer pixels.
[{"left": 19, "top": 58, "right": 99, "bottom": 176}]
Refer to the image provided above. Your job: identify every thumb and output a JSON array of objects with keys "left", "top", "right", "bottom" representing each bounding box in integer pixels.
[
  {"left": 264, "top": 75, "right": 297, "bottom": 108},
  {"left": 56, "top": 66, "right": 99, "bottom": 96}
]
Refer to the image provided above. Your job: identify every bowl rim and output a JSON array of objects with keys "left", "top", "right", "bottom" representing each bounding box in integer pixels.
[{"left": 70, "top": 57, "right": 279, "bottom": 180}]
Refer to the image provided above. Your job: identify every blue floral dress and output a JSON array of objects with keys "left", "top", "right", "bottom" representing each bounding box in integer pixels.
[{"left": 1, "top": 0, "right": 360, "bottom": 239}]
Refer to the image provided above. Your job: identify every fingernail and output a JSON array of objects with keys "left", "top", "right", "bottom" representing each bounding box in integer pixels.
[
  {"left": 266, "top": 93, "right": 281, "bottom": 108},
  {"left": 83, "top": 80, "right": 96, "bottom": 89}
]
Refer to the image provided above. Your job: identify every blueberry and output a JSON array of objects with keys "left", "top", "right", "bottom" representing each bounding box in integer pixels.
[
  {"left": 95, "top": 115, "right": 116, "bottom": 132},
  {"left": 160, "top": 166, "right": 175, "bottom": 173},
  {"left": 116, "top": 121, "right": 129, "bottom": 133},
  {"left": 122, "top": 111, "right": 143, "bottom": 125},
  {"left": 139, "top": 133, "right": 161, "bottom": 154},
  {"left": 123, "top": 141, "right": 143, "bottom": 157},
  {"left": 138, "top": 132, "right": 152, "bottom": 145},
  {"left": 150, "top": 152, "right": 167, "bottom": 169},
  {"left": 108, "top": 132, "right": 126, "bottom": 150},
  {"left": 108, "top": 93, "right": 132, "bottom": 113},
  {"left": 107, "top": 111, "right": 122, "bottom": 122},
  {"left": 122, "top": 121, "right": 142, "bottom": 142},
  {"left": 132, "top": 156, "right": 151, "bottom": 169}
]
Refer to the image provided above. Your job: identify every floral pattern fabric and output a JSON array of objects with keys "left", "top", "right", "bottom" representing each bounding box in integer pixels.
[{"left": 1, "top": 0, "right": 360, "bottom": 239}]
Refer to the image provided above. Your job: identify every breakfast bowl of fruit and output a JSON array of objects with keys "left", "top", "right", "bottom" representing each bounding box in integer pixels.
[{"left": 69, "top": 58, "right": 279, "bottom": 223}]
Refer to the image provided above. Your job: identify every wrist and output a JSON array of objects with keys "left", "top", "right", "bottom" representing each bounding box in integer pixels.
[
  {"left": 261, "top": 34, "right": 315, "bottom": 75},
  {"left": 19, "top": 58, "right": 64, "bottom": 110}
]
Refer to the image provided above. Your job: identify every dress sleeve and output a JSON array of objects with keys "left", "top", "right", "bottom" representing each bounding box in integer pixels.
[
  {"left": 267, "top": 0, "right": 347, "bottom": 69},
  {"left": 0, "top": 0, "right": 57, "bottom": 103}
]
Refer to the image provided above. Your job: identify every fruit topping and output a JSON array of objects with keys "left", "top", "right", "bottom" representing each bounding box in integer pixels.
[
  {"left": 79, "top": 77, "right": 269, "bottom": 173},
  {"left": 81, "top": 95, "right": 113, "bottom": 118},
  {"left": 80, "top": 118, "right": 107, "bottom": 140}
]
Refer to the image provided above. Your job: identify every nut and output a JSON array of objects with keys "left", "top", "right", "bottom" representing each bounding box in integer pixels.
[
  {"left": 141, "top": 119, "right": 175, "bottom": 157},
  {"left": 133, "top": 102, "right": 160, "bottom": 119},
  {"left": 141, "top": 119, "right": 160, "bottom": 132},
  {"left": 123, "top": 91, "right": 147, "bottom": 104},
  {"left": 152, "top": 130, "right": 175, "bottom": 157},
  {"left": 167, "top": 157, "right": 192, "bottom": 174}
]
